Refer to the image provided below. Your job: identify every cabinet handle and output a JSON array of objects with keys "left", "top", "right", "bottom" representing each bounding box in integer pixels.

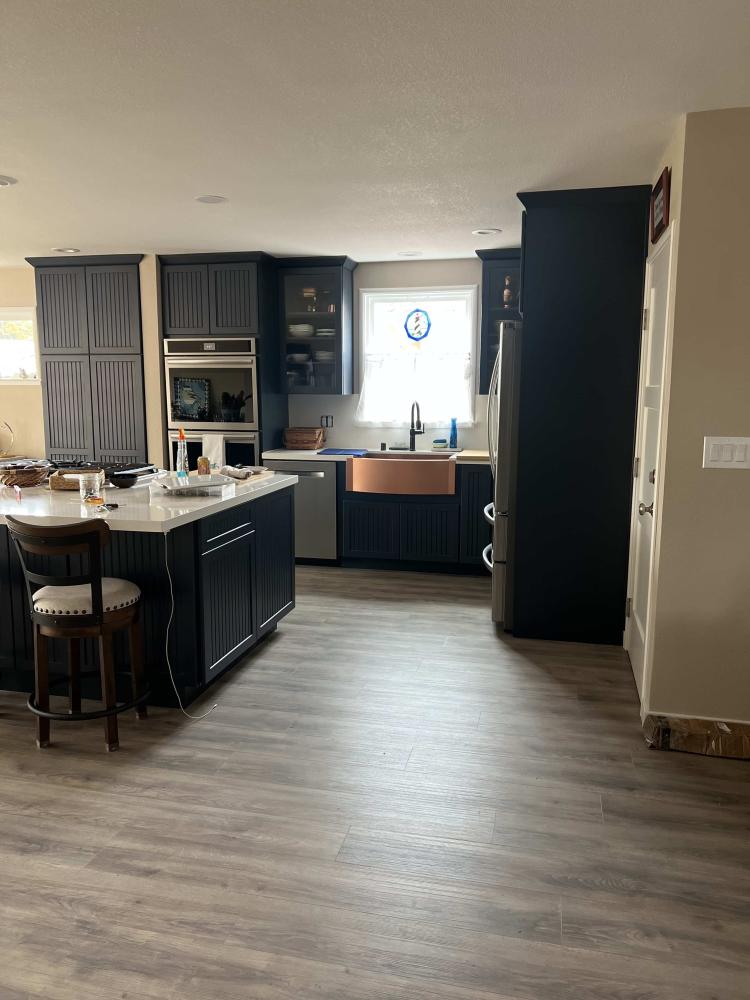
[{"left": 295, "top": 471, "right": 326, "bottom": 478}]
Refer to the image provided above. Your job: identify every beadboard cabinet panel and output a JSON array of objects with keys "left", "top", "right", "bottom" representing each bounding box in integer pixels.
[
  {"left": 89, "top": 355, "right": 147, "bottom": 463},
  {"left": 200, "top": 529, "right": 256, "bottom": 680},
  {"left": 253, "top": 489, "right": 295, "bottom": 633},
  {"left": 35, "top": 267, "right": 89, "bottom": 353},
  {"left": 86, "top": 265, "right": 141, "bottom": 353},
  {"left": 162, "top": 264, "right": 210, "bottom": 337},
  {"left": 208, "top": 262, "right": 259, "bottom": 335},
  {"left": 40, "top": 355, "right": 95, "bottom": 463},
  {"left": 342, "top": 499, "right": 400, "bottom": 559},
  {"left": 459, "top": 465, "right": 493, "bottom": 565},
  {"left": 400, "top": 503, "right": 460, "bottom": 563}
]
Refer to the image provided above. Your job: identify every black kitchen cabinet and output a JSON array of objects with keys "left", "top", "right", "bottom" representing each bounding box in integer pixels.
[
  {"left": 35, "top": 266, "right": 89, "bottom": 353},
  {"left": 476, "top": 249, "right": 521, "bottom": 394},
  {"left": 511, "top": 186, "right": 650, "bottom": 644},
  {"left": 200, "top": 524, "right": 256, "bottom": 681},
  {"left": 27, "top": 255, "right": 147, "bottom": 465},
  {"left": 161, "top": 263, "right": 211, "bottom": 337},
  {"left": 161, "top": 258, "right": 259, "bottom": 338},
  {"left": 459, "top": 464, "right": 493, "bottom": 565},
  {"left": 39, "top": 355, "right": 96, "bottom": 463},
  {"left": 279, "top": 257, "right": 356, "bottom": 395},
  {"left": 343, "top": 498, "right": 400, "bottom": 559},
  {"left": 90, "top": 355, "right": 148, "bottom": 464},
  {"left": 86, "top": 265, "right": 141, "bottom": 353},
  {"left": 253, "top": 489, "right": 295, "bottom": 634},
  {"left": 343, "top": 494, "right": 463, "bottom": 564},
  {"left": 209, "top": 262, "right": 259, "bottom": 335},
  {"left": 400, "top": 503, "right": 460, "bottom": 562}
]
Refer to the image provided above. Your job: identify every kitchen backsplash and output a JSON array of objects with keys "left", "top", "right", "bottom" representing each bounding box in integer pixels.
[{"left": 288, "top": 394, "right": 489, "bottom": 451}]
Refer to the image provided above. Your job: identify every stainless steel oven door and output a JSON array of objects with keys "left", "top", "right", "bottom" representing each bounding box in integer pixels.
[{"left": 164, "top": 355, "right": 259, "bottom": 432}]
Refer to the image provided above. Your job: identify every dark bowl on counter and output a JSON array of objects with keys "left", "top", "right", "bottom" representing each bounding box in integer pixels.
[{"left": 109, "top": 474, "right": 139, "bottom": 489}]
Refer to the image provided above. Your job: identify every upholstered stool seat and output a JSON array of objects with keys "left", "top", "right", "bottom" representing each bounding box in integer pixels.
[{"left": 33, "top": 578, "right": 141, "bottom": 617}]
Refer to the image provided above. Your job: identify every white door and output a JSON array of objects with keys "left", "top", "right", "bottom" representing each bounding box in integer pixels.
[{"left": 624, "top": 225, "right": 674, "bottom": 697}]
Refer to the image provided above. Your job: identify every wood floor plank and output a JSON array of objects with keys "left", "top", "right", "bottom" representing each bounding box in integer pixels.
[{"left": 1, "top": 564, "right": 748, "bottom": 999}]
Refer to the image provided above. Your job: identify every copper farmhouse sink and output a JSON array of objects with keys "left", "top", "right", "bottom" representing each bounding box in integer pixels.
[{"left": 346, "top": 453, "right": 457, "bottom": 495}]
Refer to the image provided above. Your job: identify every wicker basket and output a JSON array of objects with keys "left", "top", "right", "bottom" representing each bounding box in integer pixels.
[
  {"left": 49, "top": 468, "right": 103, "bottom": 491},
  {"left": 0, "top": 466, "right": 50, "bottom": 489},
  {"left": 283, "top": 427, "right": 325, "bottom": 450}
]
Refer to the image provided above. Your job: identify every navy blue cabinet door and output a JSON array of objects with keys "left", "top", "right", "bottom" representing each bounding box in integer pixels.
[
  {"left": 209, "top": 262, "right": 259, "bottom": 336},
  {"left": 254, "top": 489, "right": 295, "bottom": 633},
  {"left": 35, "top": 267, "right": 89, "bottom": 353},
  {"left": 400, "top": 503, "right": 460, "bottom": 562},
  {"left": 459, "top": 465, "right": 493, "bottom": 565},
  {"left": 86, "top": 265, "right": 141, "bottom": 353},
  {"left": 40, "top": 355, "right": 95, "bottom": 463},
  {"left": 162, "top": 264, "right": 210, "bottom": 337},
  {"left": 89, "top": 355, "right": 147, "bottom": 464},
  {"left": 200, "top": 529, "right": 256, "bottom": 681},
  {"left": 343, "top": 499, "right": 400, "bottom": 559}
]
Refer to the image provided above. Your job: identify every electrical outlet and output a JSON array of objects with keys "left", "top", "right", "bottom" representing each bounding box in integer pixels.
[{"left": 321, "top": 415, "right": 334, "bottom": 428}]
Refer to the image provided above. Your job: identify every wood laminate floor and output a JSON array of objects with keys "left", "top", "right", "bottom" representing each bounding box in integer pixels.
[{"left": 1, "top": 566, "right": 749, "bottom": 999}]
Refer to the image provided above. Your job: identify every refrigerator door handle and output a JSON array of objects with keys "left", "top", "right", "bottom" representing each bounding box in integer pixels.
[
  {"left": 483, "top": 502, "right": 495, "bottom": 525},
  {"left": 487, "top": 340, "right": 501, "bottom": 481},
  {"left": 481, "top": 543, "right": 493, "bottom": 572}
]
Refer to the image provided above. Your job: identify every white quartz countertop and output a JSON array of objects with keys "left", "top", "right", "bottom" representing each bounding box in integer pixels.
[
  {"left": 263, "top": 448, "right": 490, "bottom": 464},
  {"left": 0, "top": 472, "right": 298, "bottom": 534}
]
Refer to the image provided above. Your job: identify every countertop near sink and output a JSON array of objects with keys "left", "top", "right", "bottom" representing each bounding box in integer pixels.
[{"left": 262, "top": 448, "right": 490, "bottom": 464}]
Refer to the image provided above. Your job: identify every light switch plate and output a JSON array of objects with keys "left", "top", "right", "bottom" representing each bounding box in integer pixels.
[{"left": 702, "top": 436, "right": 750, "bottom": 469}]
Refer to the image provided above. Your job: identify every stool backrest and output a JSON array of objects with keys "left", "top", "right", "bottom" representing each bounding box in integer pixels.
[{"left": 5, "top": 517, "right": 111, "bottom": 626}]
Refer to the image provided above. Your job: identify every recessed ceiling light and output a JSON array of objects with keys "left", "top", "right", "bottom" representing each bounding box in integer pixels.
[
  {"left": 472, "top": 228, "right": 502, "bottom": 237},
  {"left": 195, "top": 194, "right": 228, "bottom": 204},
  {"left": 0, "top": 175, "right": 18, "bottom": 187},
  {"left": 397, "top": 250, "right": 422, "bottom": 257},
  {"left": 51, "top": 247, "right": 81, "bottom": 254}
]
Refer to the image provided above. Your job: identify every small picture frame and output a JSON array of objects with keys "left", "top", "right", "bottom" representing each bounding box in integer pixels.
[
  {"left": 172, "top": 376, "right": 210, "bottom": 421},
  {"left": 650, "top": 167, "right": 670, "bottom": 244}
]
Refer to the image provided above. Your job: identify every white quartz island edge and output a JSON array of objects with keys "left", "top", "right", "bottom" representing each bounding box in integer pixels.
[
  {"left": 262, "top": 449, "right": 490, "bottom": 464},
  {"left": 0, "top": 472, "right": 298, "bottom": 533}
]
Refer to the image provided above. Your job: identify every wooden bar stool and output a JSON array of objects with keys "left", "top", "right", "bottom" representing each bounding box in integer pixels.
[{"left": 5, "top": 516, "right": 149, "bottom": 752}]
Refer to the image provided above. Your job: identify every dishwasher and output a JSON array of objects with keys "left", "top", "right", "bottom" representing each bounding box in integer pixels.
[{"left": 263, "top": 460, "right": 337, "bottom": 560}]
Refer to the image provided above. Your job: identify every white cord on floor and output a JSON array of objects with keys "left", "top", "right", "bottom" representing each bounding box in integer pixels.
[{"left": 163, "top": 532, "right": 218, "bottom": 721}]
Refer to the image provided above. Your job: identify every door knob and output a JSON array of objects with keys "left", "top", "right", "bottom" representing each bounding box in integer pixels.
[{"left": 638, "top": 502, "right": 654, "bottom": 516}]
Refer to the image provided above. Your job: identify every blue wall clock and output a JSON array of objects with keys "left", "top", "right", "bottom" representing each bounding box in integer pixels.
[{"left": 404, "top": 308, "right": 431, "bottom": 341}]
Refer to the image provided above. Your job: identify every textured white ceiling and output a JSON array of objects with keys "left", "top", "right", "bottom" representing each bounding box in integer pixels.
[{"left": 1, "top": 0, "right": 749, "bottom": 265}]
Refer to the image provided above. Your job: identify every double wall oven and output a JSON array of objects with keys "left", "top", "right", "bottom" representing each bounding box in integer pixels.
[{"left": 164, "top": 338, "right": 260, "bottom": 470}]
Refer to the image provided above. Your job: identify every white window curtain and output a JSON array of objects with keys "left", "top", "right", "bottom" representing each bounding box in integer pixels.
[
  {"left": 0, "top": 308, "right": 38, "bottom": 381},
  {"left": 355, "top": 286, "right": 477, "bottom": 426}
]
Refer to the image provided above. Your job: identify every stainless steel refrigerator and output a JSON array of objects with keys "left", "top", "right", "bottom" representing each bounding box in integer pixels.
[{"left": 484, "top": 321, "right": 522, "bottom": 626}]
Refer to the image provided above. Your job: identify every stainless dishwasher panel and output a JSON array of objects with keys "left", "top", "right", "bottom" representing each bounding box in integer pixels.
[{"left": 264, "top": 460, "right": 337, "bottom": 560}]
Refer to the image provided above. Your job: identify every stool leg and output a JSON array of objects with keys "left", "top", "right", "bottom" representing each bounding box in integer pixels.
[
  {"left": 98, "top": 634, "right": 119, "bottom": 752},
  {"left": 128, "top": 613, "right": 147, "bottom": 720},
  {"left": 69, "top": 638, "right": 81, "bottom": 715},
  {"left": 34, "top": 625, "right": 50, "bottom": 749}
]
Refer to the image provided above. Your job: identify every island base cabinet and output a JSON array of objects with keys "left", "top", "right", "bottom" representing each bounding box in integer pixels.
[
  {"left": 199, "top": 527, "right": 256, "bottom": 682},
  {"left": 254, "top": 489, "right": 295, "bottom": 633}
]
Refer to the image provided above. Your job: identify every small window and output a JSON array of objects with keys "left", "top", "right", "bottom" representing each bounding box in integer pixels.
[
  {"left": 356, "top": 286, "right": 477, "bottom": 426},
  {"left": 0, "top": 308, "right": 38, "bottom": 381}
]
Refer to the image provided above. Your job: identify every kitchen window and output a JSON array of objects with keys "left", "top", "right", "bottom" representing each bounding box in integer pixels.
[
  {"left": 0, "top": 308, "right": 38, "bottom": 381},
  {"left": 356, "top": 286, "right": 477, "bottom": 426}
]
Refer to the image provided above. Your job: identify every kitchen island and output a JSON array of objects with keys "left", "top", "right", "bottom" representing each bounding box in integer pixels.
[{"left": 0, "top": 472, "right": 297, "bottom": 707}]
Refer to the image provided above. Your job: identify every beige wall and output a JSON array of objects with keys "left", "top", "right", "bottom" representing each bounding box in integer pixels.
[
  {"left": 0, "top": 265, "right": 45, "bottom": 456},
  {"left": 139, "top": 255, "right": 167, "bottom": 467},
  {"left": 288, "top": 257, "right": 488, "bottom": 450},
  {"left": 646, "top": 109, "right": 750, "bottom": 722}
]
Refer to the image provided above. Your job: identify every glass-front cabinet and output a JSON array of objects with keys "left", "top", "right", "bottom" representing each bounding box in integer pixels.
[
  {"left": 279, "top": 258, "right": 356, "bottom": 395},
  {"left": 477, "top": 248, "right": 522, "bottom": 394}
]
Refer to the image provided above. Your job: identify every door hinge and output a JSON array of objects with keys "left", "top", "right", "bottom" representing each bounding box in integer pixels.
[
  {"left": 625, "top": 597, "right": 632, "bottom": 618},
  {"left": 633, "top": 456, "right": 640, "bottom": 479},
  {"left": 642, "top": 307, "right": 649, "bottom": 331}
]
